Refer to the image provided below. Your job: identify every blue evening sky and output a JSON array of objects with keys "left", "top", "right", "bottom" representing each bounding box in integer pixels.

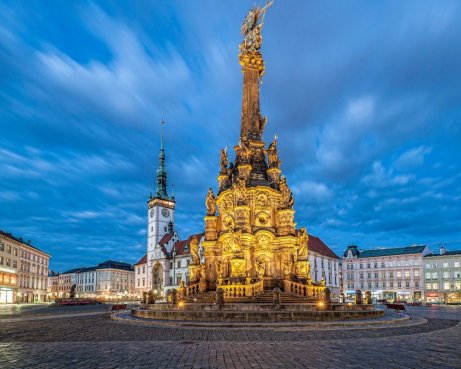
[{"left": 1, "top": 1, "right": 460, "bottom": 272}]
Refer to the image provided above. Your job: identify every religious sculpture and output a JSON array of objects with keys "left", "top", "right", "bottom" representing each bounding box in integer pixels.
[
  {"left": 279, "top": 176, "right": 294, "bottom": 208},
  {"left": 240, "top": 1, "right": 273, "bottom": 54},
  {"left": 297, "top": 227, "right": 309, "bottom": 259},
  {"left": 237, "top": 138, "right": 252, "bottom": 163},
  {"left": 267, "top": 136, "right": 280, "bottom": 168},
  {"left": 220, "top": 148, "right": 228, "bottom": 173},
  {"left": 256, "top": 258, "right": 266, "bottom": 278},
  {"left": 205, "top": 187, "right": 216, "bottom": 215},
  {"left": 233, "top": 177, "right": 247, "bottom": 204},
  {"left": 283, "top": 257, "right": 294, "bottom": 278},
  {"left": 190, "top": 236, "right": 200, "bottom": 265},
  {"left": 216, "top": 260, "right": 223, "bottom": 278}
]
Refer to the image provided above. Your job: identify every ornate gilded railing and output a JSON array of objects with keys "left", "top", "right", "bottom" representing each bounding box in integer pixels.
[
  {"left": 221, "top": 280, "right": 264, "bottom": 299},
  {"left": 283, "top": 280, "right": 324, "bottom": 299},
  {"left": 186, "top": 282, "right": 201, "bottom": 297}
]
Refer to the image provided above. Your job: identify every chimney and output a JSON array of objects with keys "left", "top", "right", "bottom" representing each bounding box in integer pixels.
[{"left": 440, "top": 244, "right": 446, "bottom": 255}]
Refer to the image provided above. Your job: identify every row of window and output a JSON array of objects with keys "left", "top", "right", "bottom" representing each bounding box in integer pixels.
[
  {"left": 425, "top": 271, "right": 461, "bottom": 279},
  {"left": 346, "top": 270, "right": 420, "bottom": 280},
  {"left": 426, "top": 282, "right": 461, "bottom": 291},
  {"left": 426, "top": 261, "right": 461, "bottom": 269},
  {"left": 0, "top": 257, "right": 17, "bottom": 269},
  {"left": 19, "top": 275, "right": 47, "bottom": 290},
  {"left": 346, "top": 260, "right": 420, "bottom": 270},
  {"left": 346, "top": 281, "right": 420, "bottom": 289}
]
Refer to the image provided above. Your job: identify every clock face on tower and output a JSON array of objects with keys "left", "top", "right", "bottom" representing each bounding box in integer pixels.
[
  {"left": 150, "top": 209, "right": 154, "bottom": 218},
  {"left": 161, "top": 208, "right": 170, "bottom": 218}
]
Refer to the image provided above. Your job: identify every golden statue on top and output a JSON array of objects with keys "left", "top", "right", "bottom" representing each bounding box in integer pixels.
[{"left": 240, "top": 1, "right": 273, "bottom": 54}]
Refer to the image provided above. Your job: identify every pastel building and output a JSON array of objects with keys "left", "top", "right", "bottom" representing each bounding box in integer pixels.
[{"left": 342, "top": 245, "right": 430, "bottom": 302}]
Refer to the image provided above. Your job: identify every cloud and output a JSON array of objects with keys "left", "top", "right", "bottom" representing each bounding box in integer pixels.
[{"left": 394, "top": 146, "right": 432, "bottom": 170}]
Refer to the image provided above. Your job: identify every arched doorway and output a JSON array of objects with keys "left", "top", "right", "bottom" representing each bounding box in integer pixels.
[{"left": 152, "top": 263, "right": 164, "bottom": 299}]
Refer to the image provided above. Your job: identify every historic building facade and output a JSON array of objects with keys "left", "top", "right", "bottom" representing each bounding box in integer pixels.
[
  {"left": 0, "top": 231, "right": 20, "bottom": 303},
  {"left": 424, "top": 246, "right": 461, "bottom": 304},
  {"left": 0, "top": 230, "right": 50, "bottom": 303},
  {"left": 342, "top": 245, "right": 430, "bottom": 302},
  {"left": 48, "top": 261, "right": 135, "bottom": 300}
]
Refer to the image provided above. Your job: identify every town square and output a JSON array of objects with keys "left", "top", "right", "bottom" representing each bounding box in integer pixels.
[{"left": 1, "top": 1, "right": 461, "bottom": 368}]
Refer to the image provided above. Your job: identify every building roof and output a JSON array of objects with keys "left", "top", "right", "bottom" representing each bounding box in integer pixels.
[
  {"left": 348, "top": 245, "right": 427, "bottom": 259},
  {"left": 173, "top": 232, "right": 204, "bottom": 256},
  {"left": 308, "top": 235, "right": 339, "bottom": 259},
  {"left": 0, "top": 230, "right": 50, "bottom": 256},
  {"left": 62, "top": 267, "right": 86, "bottom": 274},
  {"left": 425, "top": 249, "right": 461, "bottom": 257},
  {"left": 158, "top": 233, "right": 174, "bottom": 245},
  {"left": 135, "top": 254, "right": 147, "bottom": 266},
  {"left": 96, "top": 260, "right": 134, "bottom": 271}
]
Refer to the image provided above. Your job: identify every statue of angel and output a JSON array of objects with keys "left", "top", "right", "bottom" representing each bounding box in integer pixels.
[
  {"left": 279, "top": 176, "right": 294, "bottom": 208},
  {"left": 220, "top": 148, "right": 228, "bottom": 173},
  {"left": 240, "top": 1, "right": 273, "bottom": 53},
  {"left": 267, "top": 136, "right": 280, "bottom": 168},
  {"left": 297, "top": 227, "right": 309, "bottom": 259}
]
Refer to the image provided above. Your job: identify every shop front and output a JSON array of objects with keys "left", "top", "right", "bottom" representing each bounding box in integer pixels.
[
  {"left": 426, "top": 292, "right": 443, "bottom": 303},
  {"left": 0, "top": 269, "right": 17, "bottom": 304},
  {"left": 446, "top": 292, "right": 461, "bottom": 304}
]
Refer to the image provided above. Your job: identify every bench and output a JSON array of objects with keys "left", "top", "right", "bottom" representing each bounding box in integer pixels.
[
  {"left": 385, "top": 303, "right": 406, "bottom": 312},
  {"left": 110, "top": 304, "right": 127, "bottom": 311}
]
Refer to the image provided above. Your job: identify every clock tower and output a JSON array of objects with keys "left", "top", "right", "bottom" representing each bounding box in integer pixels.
[{"left": 147, "top": 121, "right": 176, "bottom": 256}]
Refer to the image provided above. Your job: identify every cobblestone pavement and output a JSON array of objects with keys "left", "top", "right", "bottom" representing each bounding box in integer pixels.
[{"left": 0, "top": 305, "right": 460, "bottom": 368}]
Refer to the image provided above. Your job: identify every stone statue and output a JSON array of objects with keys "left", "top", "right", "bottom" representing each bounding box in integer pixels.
[
  {"left": 355, "top": 289, "right": 363, "bottom": 305},
  {"left": 228, "top": 228, "right": 242, "bottom": 255},
  {"left": 69, "top": 284, "right": 76, "bottom": 299},
  {"left": 365, "top": 290, "right": 372, "bottom": 304},
  {"left": 234, "top": 177, "right": 247, "bottom": 204},
  {"left": 178, "top": 280, "right": 186, "bottom": 299},
  {"left": 259, "top": 115, "right": 268, "bottom": 137},
  {"left": 279, "top": 176, "right": 294, "bottom": 208},
  {"left": 216, "top": 260, "right": 223, "bottom": 278},
  {"left": 240, "top": 1, "right": 273, "bottom": 54},
  {"left": 190, "top": 236, "right": 200, "bottom": 265},
  {"left": 205, "top": 188, "right": 216, "bottom": 216},
  {"left": 142, "top": 291, "right": 147, "bottom": 304},
  {"left": 297, "top": 227, "right": 309, "bottom": 259},
  {"left": 237, "top": 138, "right": 252, "bottom": 163},
  {"left": 267, "top": 136, "right": 280, "bottom": 168},
  {"left": 256, "top": 258, "right": 266, "bottom": 278},
  {"left": 220, "top": 148, "right": 228, "bottom": 173},
  {"left": 147, "top": 290, "right": 155, "bottom": 304},
  {"left": 283, "top": 257, "right": 293, "bottom": 278}
]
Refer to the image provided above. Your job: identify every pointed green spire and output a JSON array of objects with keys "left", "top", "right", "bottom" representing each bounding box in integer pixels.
[{"left": 155, "top": 117, "right": 169, "bottom": 199}]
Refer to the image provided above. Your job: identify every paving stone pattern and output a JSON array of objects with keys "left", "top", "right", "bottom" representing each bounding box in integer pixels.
[{"left": 0, "top": 305, "right": 460, "bottom": 369}]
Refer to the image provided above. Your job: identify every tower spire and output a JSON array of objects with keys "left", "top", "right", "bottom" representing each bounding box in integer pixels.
[{"left": 155, "top": 116, "right": 169, "bottom": 199}]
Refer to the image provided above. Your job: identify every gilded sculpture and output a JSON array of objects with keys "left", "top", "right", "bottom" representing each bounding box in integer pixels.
[
  {"left": 191, "top": 1, "right": 325, "bottom": 302},
  {"left": 190, "top": 236, "right": 200, "bottom": 265},
  {"left": 205, "top": 187, "right": 216, "bottom": 215},
  {"left": 297, "top": 227, "right": 309, "bottom": 259}
]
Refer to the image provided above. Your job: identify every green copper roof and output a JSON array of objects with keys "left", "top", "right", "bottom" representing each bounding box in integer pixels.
[{"left": 357, "top": 245, "right": 427, "bottom": 258}]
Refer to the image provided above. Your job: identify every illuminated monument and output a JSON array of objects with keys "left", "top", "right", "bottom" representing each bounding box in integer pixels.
[
  {"left": 186, "top": 1, "right": 324, "bottom": 300},
  {"left": 133, "top": 3, "right": 383, "bottom": 321}
]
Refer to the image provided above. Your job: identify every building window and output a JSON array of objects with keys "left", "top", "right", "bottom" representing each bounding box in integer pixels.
[
  {"left": 397, "top": 281, "right": 402, "bottom": 288},
  {"left": 426, "top": 283, "right": 432, "bottom": 291},
  {"left": 374, "top": 272, "right": 378, "bottom": 279},
  {"left": 367, "top": 272, "right": 371, "bottom": 279},
  {"left": 381, "top": 262, "right": 385, "bottom": 268},
  {"left": 360, "top": 282, "right": 364, "bottom": 289},
  {"left": 405, "top": 281, "right": 410, "bottom": 288},
  {"left": 390, "top": 282, "right": 394, "bottom": 288},
  {"left": 137, "top": 279, "right": 140, "bottom": 287},
  {"left": 142, "top": 266, "right": 145, "bottom": 273},
  {"left": 432, "top": 272, "right": 438, "bottom": 279},
  {"left": 382, "top": 282, "right": 386, "bottom": 288},
  {"left": 359, "top": 272, "right": 364, "bottom": 279},
  {"left": 425, "top": 272, "right": 431, "bottom": 279},
  {"left": 374, "top": 262, "right": 378, "bottom": 268},
  {"left": 404, "top": 270, "right": 410, "bottom": 278},
  {"left": 396, "top": 271, "right": 402, "bottom": 278},
  {"left": 142, "top": 278, "right": 145, "bottom": 286},
  {"left": 367, "top": 263, "right": 370, "bottom": 268},
  {"left": 359, "top": 263, "right": 363, "bottom": 269},
  {"left": 169, "top": 262, "right": 173, "bottom": 269},
  {"left": 374, "top": 282, "right": 378, "bottom": 288},
  {"left": 443, "top": 271, "right": 450, "bottom": 279},
  {"left": 443, "top": 282, "right": 450, "bottom": 290},
  {"left": 443, "top": 262, "right": 449, "bottom": 268},
  {"left": 169, "top": 277, "right": 173, "bottom": 285},
  {"left": 177, "top": 261, "right": 181, "bottom": 268},
  {"left": 454, "top": 262, "right": 460, "bottom": 268},
  {"left": 381, "top": 272, "right": 386, "bottom": 278},
  {"left": 414, "top": 270, "right": 420, "bottom": 278},
  {"left": 415, "top": 281, "right": 419, "bottom": 288},
  {"left": 367, "top": 282, "right": 372, "bottom": 289}
]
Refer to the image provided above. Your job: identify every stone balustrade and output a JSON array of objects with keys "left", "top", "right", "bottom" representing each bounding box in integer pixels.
[
  {"left": 283, "top": 280, "right": 324, "bottom": 299},
  {"left": 221, "top": 280, "right": 264, "bottom": 299}
]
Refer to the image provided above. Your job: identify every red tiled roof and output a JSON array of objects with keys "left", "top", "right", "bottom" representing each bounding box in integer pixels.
[
  {"left": 173, "top": 232, "right": 204, "bottom": 256},
  {"left": 308, "top": 235, "right": 339, "bottom": 259},
  {"left": 158, "top": 233, "right": 174, "bottom": 245},
  {"left": 135, "top": 254, "right": 147, "bottom": 266}
]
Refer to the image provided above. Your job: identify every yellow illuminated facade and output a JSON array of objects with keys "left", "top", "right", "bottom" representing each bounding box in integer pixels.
[{"left": 187, "top": 3, "right": 325, "bottom": 300}]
